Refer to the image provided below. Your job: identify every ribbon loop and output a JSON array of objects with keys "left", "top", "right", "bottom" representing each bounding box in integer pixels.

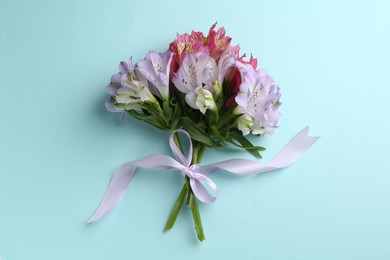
[
  {"left": 190, "top": 172, "right": 219, "bottom": 204},
  {"left": 169, "top": 129, "right": 193, "bottom": 167}
]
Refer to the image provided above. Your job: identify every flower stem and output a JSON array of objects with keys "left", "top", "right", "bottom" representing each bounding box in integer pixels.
[
  {"left": 185, "top": 176, "right": 194, "bottom": 208},
  {"left": 188, "top": 142, "right": 206, "bottom": 241},
  {"left": 197, "top": 144, "right": 207, "bottom": 163},
  {"left": 164, "top": 132, "right": 187, "bottom": 231},
  {"left": 172, "top": 131, "right": 183, "bottom": 153},
  {"left": 164, "top": 133, "right": 206, "bottom": 242},
  {"left": 191, "top": 193, "right": 205, "bottom": 241},
  {"left": 164, "top": 182, "right": 187, "bottom": 231}
]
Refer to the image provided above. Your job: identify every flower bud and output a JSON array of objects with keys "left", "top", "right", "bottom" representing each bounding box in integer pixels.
[
  {"left": 211, "top": 80, "right": 222, "bottom": 100},
  {"left": 195, "top": 87, "right": 217, "bottom": 114}
]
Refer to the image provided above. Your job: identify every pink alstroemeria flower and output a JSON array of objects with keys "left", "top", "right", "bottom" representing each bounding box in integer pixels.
[
  {"left": 169, "top": 30, "right": 209, "bottom": 73},
  {"left": 230, "top": 44, "right": 258, "bottom": 69},
  {"left": 206, "top": 23, "right": 232, "bottom": 60}
]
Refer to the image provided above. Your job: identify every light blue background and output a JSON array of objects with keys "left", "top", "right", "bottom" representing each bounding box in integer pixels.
[{"left": 1, "top": 0, "right": 389, "bottom": 259}]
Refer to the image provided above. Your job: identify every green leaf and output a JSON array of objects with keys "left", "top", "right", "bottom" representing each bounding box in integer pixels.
[
  {"left": 196, "top": 120, "right": 207, "bottom": 130},
  {"left": 143, "top": 116, "right": 168, "bottom": 130},
  {"left": 126, "top": 110, "right": 147, "bottom": 120},
  {"left": 229, "top": 132, "right": 265, "bottom": 158},
  {"left": 170, "top": 117, "right": 180, "bottom": 131},
  {"left": 227, "top": 113, "right": 244, "bottom": 128},
  {"left": 127, "top": 110, "right": 168, "bottom": 130},
  {"left": 162, "top": 100, "right": 172, "bottom": 121},
  {"left": 216, "top": 109, "right": 234, "bottom": 129},
  {"left": 210, "top": 125, "right": 225, "bottom": 144},
  {"left": 227, "top": 138, "right": 266, "bottom": 151},
  {"left": 180, "top": 117, "right": 216, "bottom": 147},
  {"left": 172, "top": 101, "right": 182, "bottom": 119},
  {"left": 216, "top": 110, "right": 242, "bottom": 130}
]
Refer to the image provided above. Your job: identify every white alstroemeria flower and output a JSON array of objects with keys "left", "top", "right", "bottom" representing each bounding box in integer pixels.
[
  {"left": 184, "top": 87, "right": 217, "bottom": 114},
  {"left": 106, "top": 57, "right": 135, "bottom": 96},
  {"left": 172, "top": 53, "right": 219, "bottom": 113},
  {"left": 113, "top": 73, "right": 157, "bottom": 111}
]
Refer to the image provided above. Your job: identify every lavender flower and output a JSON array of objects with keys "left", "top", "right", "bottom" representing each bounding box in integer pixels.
[
  {"left": 105, "top": 58, "right": 158, "bottom": 112},
  {"left": 106, "top": 58, "right": 135, "bottom": 96},
  {"left": 217, "top": 49, "right": 235, "bottom": 84},
  {"left": 172, "top": 53, "right": 219, "bottom": 113},
  {"left": 114, "top": 73, "right": 157, "bottom": 110},
  {"left": 105, "top": 58, "right": 135, "bottom": 112},
  {"left": 136, "top": 51, "right": 173, "bottom": 101},
  {"left": 234, "top": 63, "right": 281, "bottom": 135}
]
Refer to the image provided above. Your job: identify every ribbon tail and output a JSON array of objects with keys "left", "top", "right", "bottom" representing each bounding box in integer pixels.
[
  {"left": 268, "top": 126, "right": 320, "bottom": 168},
  {"left": 87, "top": 126, "right": 319, "bottom": 214},
  {"left": 200, "top": 126, "right": 320, "bottom": 176},
  {"left": 87, "top": 162, "right": 137, "bottom": 223},
  {"left": 87, "top": 154, "right": 185, "bottom": 222}
]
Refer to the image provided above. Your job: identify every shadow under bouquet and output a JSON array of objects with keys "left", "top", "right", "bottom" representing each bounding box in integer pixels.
[{"left": 89, "top": 23, "right": 318, "bottom": 242}]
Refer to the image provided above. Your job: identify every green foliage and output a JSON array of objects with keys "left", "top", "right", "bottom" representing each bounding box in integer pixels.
[
  {"left": 121, "top": 83, "right": 266, "bottom": 159},
  {"left": 180, "top": 117, "right": 216, "bottom": 147}
]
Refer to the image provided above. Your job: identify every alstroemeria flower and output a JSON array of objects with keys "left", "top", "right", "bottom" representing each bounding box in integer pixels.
[
  {"left": 212, "top": 49, "right": 236, "bottom": 102},
  {"left": 105, "top": 58, "right": 135, "bottom": 112},
  {"left": 235, "top": 112, "right": 254, "bottom": 136},
  {"left": 169, "top": 30, "right": 208, "bottom": 72},
  {"left": 206, "top": 23, "right": 232, "bottom": 60},
  {"left": 136, "top": 51, "right": 173, "bottom": 101},
  {"left": 106, "top": 58, "right": 135, "bottom": 96},
  {"left": 230, "top": 44, "right": 258, "bottom": 69},
  {"left": 186, "top": 87, "right": 217, "bottom": 114},
  {"left": 217, "top": 49, "right": 236, "bottom": 84},
  {"left": 224, "top": 46, "right": 258, "bottom": 109},
  {"left": 108, "top": 72, "right": 158, "bottom": 112},
  {"left": 225, "top": 68, "right": 242, "bottom": 108},
  {"left": 234, "top": 65, "right": 281, "bottom": 135},
  {"left": 172, "top": 53, "right": 219, "bottom": 113}
]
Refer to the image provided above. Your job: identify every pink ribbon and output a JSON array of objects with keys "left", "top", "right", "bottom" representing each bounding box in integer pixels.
[{"left": 88, "top": 127, "right": 319, "bottom": 223}]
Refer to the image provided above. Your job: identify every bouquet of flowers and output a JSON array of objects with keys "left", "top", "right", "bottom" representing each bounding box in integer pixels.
[{"left": 89, "top": 23, "right": 318, "bottom": 242}]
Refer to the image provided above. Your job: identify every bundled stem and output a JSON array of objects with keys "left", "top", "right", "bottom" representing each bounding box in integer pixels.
[
  {"left": 164, "top": 133, "right": 206, "bottom": 241},
  {"left": 164, "top": 183, "right": 187, "bottom": 231}
]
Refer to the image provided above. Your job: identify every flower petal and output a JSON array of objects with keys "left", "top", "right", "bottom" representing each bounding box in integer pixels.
[
  {"left": 136, "top": 51, "right": 171, "bottom": 100},
  {"left": 184, "top": 90, "right": 199, "bottom": 110},
  {"left": 105, "top": 99, "right": 123, "bottom": 112}
]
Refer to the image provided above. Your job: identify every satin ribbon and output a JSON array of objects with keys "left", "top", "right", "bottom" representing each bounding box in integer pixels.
[{"left": 88, "top": 127, "right": 319, "bottom": 223}]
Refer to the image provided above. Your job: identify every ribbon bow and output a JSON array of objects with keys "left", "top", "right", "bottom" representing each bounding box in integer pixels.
[
  {"left": 168, "top": 129, "right": 219, "bottom": 203},
  {"left": 88, "top": 127, "right": 319, "bottom": 223}
]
